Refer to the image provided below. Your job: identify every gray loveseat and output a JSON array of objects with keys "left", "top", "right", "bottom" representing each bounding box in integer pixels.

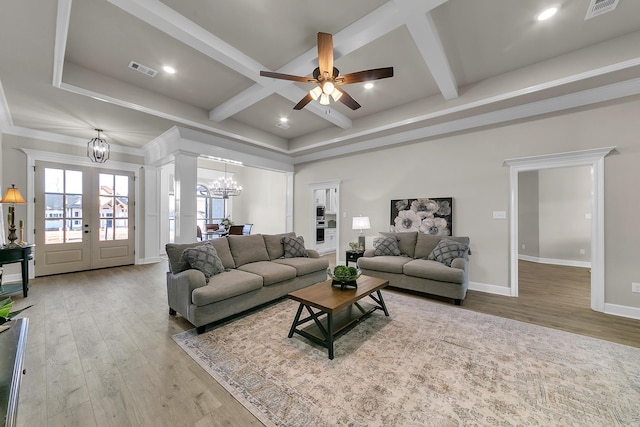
[
  {"left": 166, "top": 233, "right": 328, "bottom": 332},
  {"left": 357, "top": 232, "right": 470, "bottom": 305}
]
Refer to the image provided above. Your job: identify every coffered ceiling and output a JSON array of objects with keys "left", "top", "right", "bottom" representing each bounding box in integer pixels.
[{"left": 1, "top": 0, "right": 639, "bottom": 164}]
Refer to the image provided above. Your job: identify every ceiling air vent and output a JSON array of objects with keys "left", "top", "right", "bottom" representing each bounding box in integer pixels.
[
  {"left": 128, "top": 60, "right": 157, "bottom": 77},
  {"left": 585, "top": 0, "right": 619, "bottom": 20}
]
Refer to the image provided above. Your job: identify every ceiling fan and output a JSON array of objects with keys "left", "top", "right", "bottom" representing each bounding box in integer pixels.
[{"left": 260, "top": 32, "right": 394, "bottom": 111}]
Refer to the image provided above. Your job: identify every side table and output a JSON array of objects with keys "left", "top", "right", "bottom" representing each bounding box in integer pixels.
[
  {"left": 0, "top": 245, "right": 34, "bottom": 298},
  {"left": 346, "top": 250, "right": 364, "bottom": 267}
]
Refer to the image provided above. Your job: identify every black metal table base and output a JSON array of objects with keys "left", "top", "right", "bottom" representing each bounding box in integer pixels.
[{"left": 287, "top": 290, "right": 389, "bottom": 359}]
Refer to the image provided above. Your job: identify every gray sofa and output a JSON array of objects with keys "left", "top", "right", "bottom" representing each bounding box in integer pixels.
[
  {"left": 166, "top": 233, "right": 329, "bottom": 332},
  {"left": 357, "top": 232, "right": 470, "bottom": 305}
]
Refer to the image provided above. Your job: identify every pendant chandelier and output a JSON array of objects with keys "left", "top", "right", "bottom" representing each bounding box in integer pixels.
[
  {"left": 210, "top": 161, "right": 242, "bottom": 199},
  {"left": 87, "top": 128, "right": 110, "bottom": 163}
]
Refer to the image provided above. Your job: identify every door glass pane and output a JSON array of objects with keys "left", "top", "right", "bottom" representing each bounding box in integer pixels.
[
  {"left": 99, "top": 174, "right": 129, "bottom": 241},
  {"left": 43, "top": 168, "right": 83, "bottom": 244},
  {"left": 65, "top": 170, "right": 82, "bottom": 194},
  {"left": 65, "top": 220, "right": 82, "bottom": 242},
  {"left": 45, "top": 169, "right": 64, "bottom": 193},
  {"left": 116, "top": 198, "right": 128, "bottom": 217},
  {"left": 115, "top": 175, "right": 128, "bottom": 196}
]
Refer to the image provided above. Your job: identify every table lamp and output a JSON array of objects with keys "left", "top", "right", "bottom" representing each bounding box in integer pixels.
[
  {"left": 352, "top": 216, "right": 371, "bottom": 250},
  {"left": 1, "top": 184, "right": 27, "bottom": 247}
]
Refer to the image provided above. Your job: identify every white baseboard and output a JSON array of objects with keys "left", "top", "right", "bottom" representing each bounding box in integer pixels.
[
  {"left": 1, "top": 273, "right": 23, "bottom": 284},
  {"left": 137, "top": 257, "right": 165, "bottom": 265},
  {"left": 604, "top": 303, "right": 640, "bottom": 320},
  {"left": 518, "top": 254, "right": 591, "bottom": 269},
  {"left": 468, "top": 281, "right": 513, "bottom": 297}
]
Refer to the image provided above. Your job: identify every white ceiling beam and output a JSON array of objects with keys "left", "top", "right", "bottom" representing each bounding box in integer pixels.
[
  {"left": 210, "top": 0, "right": 448, "bottom": 124},
  {"left": 404, "top": 11, "right": 458, "bottom": 100},
  {"left": 108, "top": 0, "right": 353, "bottom": 129}
]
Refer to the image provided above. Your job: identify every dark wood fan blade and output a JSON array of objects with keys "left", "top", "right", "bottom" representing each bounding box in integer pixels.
[
  {"left": 293, "top": 93, "right": 313, "bottom": 110},
  {"left": 336, "top": 88, "right": 361, "bottom": 110},
  {"left": 317, "top": 32, "right": 334, "bottom": 78},
  {"left": 260, "top": 71, "right": 314, "bottom": 83},
  {"left": 338, "top": 67, "right": 394, "bottom": 85}
]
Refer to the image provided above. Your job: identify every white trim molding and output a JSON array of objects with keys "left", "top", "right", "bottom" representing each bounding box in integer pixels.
[
  {"left": 468, "top": 281, "right": 513, "bottom": 297},
  {"left": 505, "top": 146, "right": 615, "bottom": 313},
  {"left": 518, "top": 254, "right": 591, "bottom": 269}
]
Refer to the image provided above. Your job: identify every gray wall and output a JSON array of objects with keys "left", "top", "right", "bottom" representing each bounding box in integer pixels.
[
  {"left": 518, "top": 170, "right": 540, "bottom": 257},
  {"left": 538, "top": 166, "right": 591, "bottom": 263},
  {"left": 293, "top": 96, "right": 640, "bottom": 309},
  {"left": 518, "top": 167, "right": 592, "bottom": 264}
]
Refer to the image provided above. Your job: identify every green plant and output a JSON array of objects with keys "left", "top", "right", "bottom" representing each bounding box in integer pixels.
[
  {"left": 0, "top": 297, "right": 32, "bottom": 326},
  {"left": 349, "top": 242, "right": 359, "bottom": 250},
  {"left": 329, "top": 265, "right": 360, "bottom": 282},
  {"left": 220, "top": 217, "right": 232, "bottom": 228}
]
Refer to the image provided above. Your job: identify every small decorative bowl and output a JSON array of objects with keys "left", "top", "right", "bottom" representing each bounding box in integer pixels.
[{"left": 327, "top": 267, "right": 361, "bottom": 289}]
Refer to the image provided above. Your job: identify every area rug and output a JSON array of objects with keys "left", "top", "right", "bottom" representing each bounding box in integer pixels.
[{"left": 173, "top": 292, "right": 640, "bottom": 426}]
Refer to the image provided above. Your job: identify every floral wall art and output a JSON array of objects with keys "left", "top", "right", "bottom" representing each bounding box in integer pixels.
[{"left": 390, "top": 198, "right": 453, "bottom": 236}]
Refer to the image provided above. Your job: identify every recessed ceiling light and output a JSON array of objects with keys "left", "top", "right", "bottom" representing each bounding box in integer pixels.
[
  {"left": 364, "top": 83, "right": 374, "bottom": 89},
  {"left": 163, "top": 66, "right": 176, "bottom": 74},
  {"left": 280, "top": 117, "right": 288, "bottom": 123},
  {"left": 537, "top": 7, "right": 558, "bottom": 21}
]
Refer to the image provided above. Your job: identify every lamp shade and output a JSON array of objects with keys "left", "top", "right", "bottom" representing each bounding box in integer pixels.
[
  {"left": 352, "top": 216, "right": 371, "bottom": 230},
  {"left": 0, "top": 185, "right": 26, "bottom": 204}
]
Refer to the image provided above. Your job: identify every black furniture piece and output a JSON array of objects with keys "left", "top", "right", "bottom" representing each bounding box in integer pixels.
[
  {"left": 345, "top": 250, "right": 364, "bottom": 267},
  {"left": 0, "top": 245, "right": 34, "bottom": 298},
  {"left": 0, "top": 318, "right": 29, "bottom": 427}
]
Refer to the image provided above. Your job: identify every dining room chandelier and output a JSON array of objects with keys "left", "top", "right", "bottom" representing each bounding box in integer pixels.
[{"left": 210, "top": 161, "right": 242, "bottom": 199}]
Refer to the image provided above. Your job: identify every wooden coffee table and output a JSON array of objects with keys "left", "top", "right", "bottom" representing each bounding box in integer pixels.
[{"left": 287, "top": 275, "right": 389, "bottom": 359}]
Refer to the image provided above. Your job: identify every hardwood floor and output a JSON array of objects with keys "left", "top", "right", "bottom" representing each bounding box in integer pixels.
[
  {"left": 9, "top": 258, "right": 640, "bottom": 426},
  {"left": 462, "top": 260, "right": 640, "bottom": 348}
]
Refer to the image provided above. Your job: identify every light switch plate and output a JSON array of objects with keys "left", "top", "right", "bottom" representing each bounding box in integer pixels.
[{"left": 492, "top": 211, "right": 507, "bottom": 219}]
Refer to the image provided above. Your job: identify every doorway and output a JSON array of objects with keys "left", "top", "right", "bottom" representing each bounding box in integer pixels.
[
  {"left": 518, "top": 166, "right": 592, "bottom": 308},
  {"left": 309, "top": 181, "right": 340, "bottom": 265},
  {"left": 34, "top": 161, "right": 135, "bottom": 276},
  {"left": 505, "top": 147, "right": 614, "bottom": 312}
]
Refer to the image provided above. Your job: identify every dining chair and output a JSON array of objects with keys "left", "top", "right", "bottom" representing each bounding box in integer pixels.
[
  {"left": 228, "top": 225, "right": 244, "bottom": 235},
  {"left": 242, "top": 224, "right": 253, "bottom": 235}
]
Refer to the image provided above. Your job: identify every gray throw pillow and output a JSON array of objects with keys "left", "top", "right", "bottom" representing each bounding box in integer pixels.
[
  {"left": 428, "top": 238, "right": 469, "bottom": 267},
  {"left": 373, "top": 236, "right": 402, "bottom": 256},
  {"left": 282, "top": 236, "right": 308, "bottom": 258},
  {"left": 180, "top": 243, "right": 225, "bottom": 282}
]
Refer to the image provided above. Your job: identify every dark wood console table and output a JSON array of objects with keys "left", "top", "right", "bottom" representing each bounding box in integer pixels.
[
  {"left": 0, "top": 245, "right": 34, "bottom": 298},
  {"left": 0, "top": 318, "right": 29, "bottom": 427}
]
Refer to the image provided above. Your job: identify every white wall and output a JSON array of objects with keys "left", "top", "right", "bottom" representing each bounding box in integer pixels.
[
  {"left": 538, "top": 166, "right": 591, "bottom": 263},
  {"left": 293, "top": 96, "right": 640, "bottom": 309},
  {"left": 229, "top": 166, "right": 287, "bottom": 235}
]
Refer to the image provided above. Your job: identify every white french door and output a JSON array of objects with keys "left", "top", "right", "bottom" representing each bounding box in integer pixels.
[{"left": 34, "top": 161, "right": 135, "bottom": 276}]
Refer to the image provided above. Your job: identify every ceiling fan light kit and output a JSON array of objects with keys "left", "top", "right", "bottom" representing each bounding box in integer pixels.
[{"left": 260, "top": 32, "right": 393, "bottom": 111}]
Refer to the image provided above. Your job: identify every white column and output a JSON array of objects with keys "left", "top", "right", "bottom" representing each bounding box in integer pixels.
[
  {"left": 174, "top": 152, "right": 198, "bottom": 243},
  {"left": 141, "top": 165, "right": 162, "bottom": 262}
]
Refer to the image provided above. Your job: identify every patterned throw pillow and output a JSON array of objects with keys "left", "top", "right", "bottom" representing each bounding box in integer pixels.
[
  {"left": 180, "top": 243, "right": 225, "bottom": 282},
  {"left": 427, "top": 238, "right": 469, "bottom": 267},
  {"left": 282, "top": 236, "right": 308, "bottom": 258},
  {"left": 373, "top": 236, "right": 402, "bottom": 256}
]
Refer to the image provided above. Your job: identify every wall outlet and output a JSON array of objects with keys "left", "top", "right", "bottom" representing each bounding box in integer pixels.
[
  {"left": 579, "top": 249, "right": 586, "bottom": 255},
  {"left": 521, "top": 244, "right": 526, "bottom": 250},
  {"left": 633, "top": 283, "right": 640, "bottom": 293},
  {"left": 492, "top": 211, "right": 506, "bottom": 219}
]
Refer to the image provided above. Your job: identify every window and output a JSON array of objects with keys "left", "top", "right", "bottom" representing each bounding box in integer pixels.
[
  {"left": 43, "top": 168, "right": 83, "bottom": 244},
  {"left": 99, "top": 173, "right": 130, "bottom": 241},
  {"left": 196, "top": 185, "right": 226, "bottom": 231}
]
